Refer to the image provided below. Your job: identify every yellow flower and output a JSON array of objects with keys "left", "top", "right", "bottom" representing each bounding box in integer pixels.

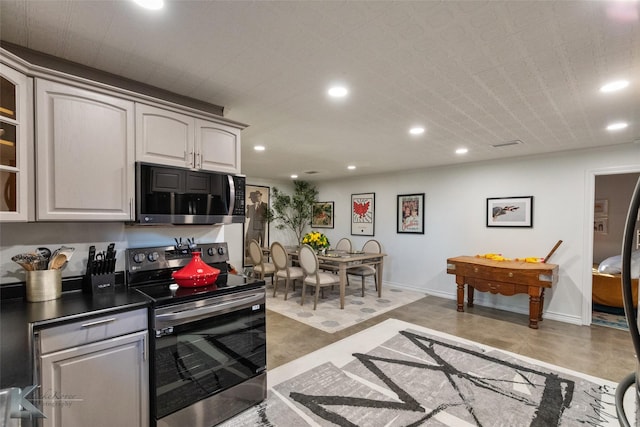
[{"left": 302, "top": 231, "right": 330, "bottom": 250}]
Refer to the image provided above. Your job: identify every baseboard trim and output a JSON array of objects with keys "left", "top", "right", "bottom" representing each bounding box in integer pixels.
[{"left": 384, "top": 281, "right": 583, "bottom": 326}]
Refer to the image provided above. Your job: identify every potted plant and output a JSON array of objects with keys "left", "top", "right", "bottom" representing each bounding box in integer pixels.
[{"left": 267, "top": 181, "right": 318, "bottom": 244}]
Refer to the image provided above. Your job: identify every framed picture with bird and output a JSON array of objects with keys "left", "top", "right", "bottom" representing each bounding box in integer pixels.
[
  {"left": 486, "top": 196, "right": 533, "bottom": 228},
  {"left": 351, "top": 193, "right": 375, "bottom": 236}
]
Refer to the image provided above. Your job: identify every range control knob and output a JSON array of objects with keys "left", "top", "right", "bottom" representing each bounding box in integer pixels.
[
  {"left": 147, "top": 252, "right": 160, "bottom": 262},
  {"left": 207, "top": 247, "right": 215, "bottom": 257},
  {"left": 133, "top": 253, "right": 146, "bottom": 263},
  {"left": 217, "top": 247, "right": 225, "bottom": 255}
]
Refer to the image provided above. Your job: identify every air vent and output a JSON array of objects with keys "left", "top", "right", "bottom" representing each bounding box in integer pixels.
[
  {"left": 304, "top": 171, "right": 319, "bottom": 175},
  {"left": 492, "top": 140, "right": 523, "bottom": 148}
]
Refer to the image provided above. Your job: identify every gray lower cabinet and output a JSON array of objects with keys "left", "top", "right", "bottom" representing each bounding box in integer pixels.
[{"left": 34, "top": 309, "right": 148, "bottom": 427}]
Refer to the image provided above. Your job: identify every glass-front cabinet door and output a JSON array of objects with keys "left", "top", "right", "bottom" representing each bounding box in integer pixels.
[{"left": 0, "top": 64, "right": 31, "bottom": 221}]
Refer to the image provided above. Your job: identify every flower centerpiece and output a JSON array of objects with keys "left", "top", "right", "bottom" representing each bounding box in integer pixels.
[{"left": 301, "top": 230, "right": 330, "bottom": 253}]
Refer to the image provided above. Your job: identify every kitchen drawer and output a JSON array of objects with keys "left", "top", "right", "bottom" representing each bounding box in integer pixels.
[{"left": 38, "top": 308, "right": 148, "bottom": 354}]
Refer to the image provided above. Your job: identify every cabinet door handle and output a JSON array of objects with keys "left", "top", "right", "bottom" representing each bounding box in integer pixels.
[
  {"left": 81, "top": 318, "right": 117, "bottom": 328},
  {"left": 195, "top": 152, "right": 201, "bottom": 168}
]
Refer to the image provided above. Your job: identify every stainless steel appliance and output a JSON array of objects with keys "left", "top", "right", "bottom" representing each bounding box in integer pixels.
[
  {"left": 615, "top": 176, "right": 640, "bottom": 426},
  {"left": 125, "top": 242, "right": 266, "bottom": 427},
  {"left": 134, "top": 162, "right": 246, "bottom": 225}
]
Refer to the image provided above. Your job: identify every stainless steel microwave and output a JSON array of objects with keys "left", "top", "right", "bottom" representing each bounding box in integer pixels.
[{"left": 134, "top": 162, "right": 246, "bottom": 225}]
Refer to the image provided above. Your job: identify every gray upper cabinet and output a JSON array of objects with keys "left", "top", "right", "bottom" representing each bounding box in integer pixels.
[
  {"left": 196, "top": 118, "right": 241, "bottom": 174},
  {"left": 135, "top": 103, "right": 194, "bottom": 168},
  {"left": 35, "top": 79, "right": 135, "bottom": 221},
  {"left": 136, "top": 103, "right": 241, "bottom": 174},
  {"left": 1, "top": 46, "right": 245, "bottom": 223},
  {"left": 0, "top": 63, "right": 33, "bottom": 222}
]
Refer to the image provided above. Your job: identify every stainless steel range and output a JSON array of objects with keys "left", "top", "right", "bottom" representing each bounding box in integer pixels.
[{"left": 125, "top": 242, "right": 266, "bottom": 427}]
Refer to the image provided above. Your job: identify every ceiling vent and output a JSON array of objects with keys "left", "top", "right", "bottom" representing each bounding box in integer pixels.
[
  {"left": 492, "top": 140, "right": 523, "bottom": 148},
  {"left": 304, "top": 171, "right": 319, "bottom": 175}
]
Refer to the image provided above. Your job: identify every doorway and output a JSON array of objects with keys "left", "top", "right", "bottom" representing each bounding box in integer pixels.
[{"left": 590, "top": 171, "right": 640, "bottom": 329}]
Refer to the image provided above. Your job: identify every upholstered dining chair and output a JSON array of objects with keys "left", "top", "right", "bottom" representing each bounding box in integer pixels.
[
  {"left": 321, "top": 237, "right": 353, "bottom": 274},
  {"left": 298, "top": 244, "right": 340, "bottom": 310},
  {"left": 270, "top": 241, "right": 303, "bottom": 299},
  {"left": 347, "top": 239, "right": 382, "bottom": 296},
  {"left": 248, "top": 239, "right": 275, "bottom": 283},
  {"left": 335, "top": 237, "right": 352, "bottom": 252}
]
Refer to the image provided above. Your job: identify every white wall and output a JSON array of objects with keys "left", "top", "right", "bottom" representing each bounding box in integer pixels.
[
  {"left": 304, "top": 143, "right": 639, "bottom": 326},
  {"left": 0, "top": 178, "right": 294, "bottom": 285},
  {"left": 2, "top": 143, "right": 638, "bottom": 327},
  {"left": 0, "top": 223, "right": 225, "bottom": 284}
]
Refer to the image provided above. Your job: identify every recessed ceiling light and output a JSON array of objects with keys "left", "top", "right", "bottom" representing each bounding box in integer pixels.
[
  {"left": 328, "top": 86, "right": 348, "bottom": 98},
  {"left": 455, "top": 148, "right": 468, "bottom": 155},
  {"left": 347, "top": 165, "right": 356, "bottom": 170},
  {"left": 600, "top": 80, "right": 629, "bottom": 93},
  {"left": 607, "top": 122, "right": 628, "bottom": 131},
  {"left": 409, "top": 127, "right": 425, "bottom": 135},
  {"left": 133, "top": 0, "right": 164, "bottom": 10},
  {"left": 290, "top": 174, "right": 298, "bottom": 179},
  {"left": 254, "top": 145, "right": 265, "bottom": 151}
]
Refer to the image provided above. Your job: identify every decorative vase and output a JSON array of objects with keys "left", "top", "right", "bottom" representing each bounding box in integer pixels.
[
  {"left": 318, "top": 248, "right": 327, "bottom": 255},
  {"left": 172, "top": 251, "right": 220, "bottom": 287}
]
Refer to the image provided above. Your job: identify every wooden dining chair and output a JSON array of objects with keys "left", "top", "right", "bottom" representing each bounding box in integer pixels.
[
  {"left": 347, "top": 239, "right": 382, "bottom": 296},
  {"left": 248, "top": 239, "right": 275, "bottom": 283},
  {"left": 298, "top": 244, "right": 340, "bottom": 310},
  {"left": 270, "top": 241, "right": 303, "bottom": 299}
]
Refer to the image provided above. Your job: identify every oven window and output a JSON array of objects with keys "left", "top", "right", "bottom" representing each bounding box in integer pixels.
[{"left": 153, "top": 305, "right": 266, "bottom": 418}]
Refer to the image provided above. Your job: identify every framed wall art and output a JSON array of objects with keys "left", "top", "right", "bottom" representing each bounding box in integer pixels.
[
  {"left": 351, "top": 193, "right": 375, "bottom": 236},
  {"left": 594, "top": 199, "right": 608, "bottom": 217},
  {"left": 486, "top": 196, "right": 533, "bottom": 228},
  {"left": 397, "top": 193, "right": 425, "bottom": 234},
  {"left": 311, "top": 201, "right": 334, "bottom": 228},
  {"left": 244, "top": 184, "right": 270, "bottom": 266},
  {"left": 594, "top": 217, "right": 608, "bottom": 234}
]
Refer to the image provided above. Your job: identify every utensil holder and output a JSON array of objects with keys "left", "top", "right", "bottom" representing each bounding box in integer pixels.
[
  {"left": 26, "top": 270, "right": 62, "bottom": 302},
  {"left": 83, "top": 272, "right": 116, "bottom": 294}
]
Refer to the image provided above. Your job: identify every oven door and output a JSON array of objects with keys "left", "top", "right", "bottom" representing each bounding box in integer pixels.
[{"left": 152, "top": 287, "right": 266, "bottom": 426}]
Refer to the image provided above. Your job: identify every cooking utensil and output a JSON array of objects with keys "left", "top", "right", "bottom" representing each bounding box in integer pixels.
[
  {"left": 49, "top": 253, "right": 68, "bottom": 270},
  {"left": 48, "top": 246, "right": 75, "bottom": 270},
  {"left": 172, "top": 251, "right": 220, "bottom": 287},
  {"left": 11, "top": 253, "right": 42, "bottom": 271},
  {"left": 35, "top": 247, "right": 51, "bottom": 270}
]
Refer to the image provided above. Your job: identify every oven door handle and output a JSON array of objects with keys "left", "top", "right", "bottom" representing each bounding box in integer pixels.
[{"left": 156, "top": 291, "right": 264, "bottom": 324}]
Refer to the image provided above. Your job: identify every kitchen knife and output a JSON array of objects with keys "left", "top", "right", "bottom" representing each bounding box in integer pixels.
[
  {"left": 104, "top": 243, "right": 116, "bottom": 273},
  {"left": 106, "top": 243, "right": 115, "bottom": 273},
  {"left": 87, "top": 245, "right": 96, "bottom": 275}
]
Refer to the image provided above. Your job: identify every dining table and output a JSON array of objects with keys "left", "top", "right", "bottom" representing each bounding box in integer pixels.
[{"left": 284, "top": 247, "right": 387, "bottom": 309}]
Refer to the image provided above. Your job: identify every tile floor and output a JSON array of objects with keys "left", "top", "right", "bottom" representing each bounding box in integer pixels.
[{"left": 266, "top": 294, "right": 636, "bottom": 383}]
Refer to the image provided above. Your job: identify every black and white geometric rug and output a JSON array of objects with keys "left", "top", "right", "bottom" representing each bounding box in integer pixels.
[{"left": 220, "top": 319, "right": 635, "bottom": 426}]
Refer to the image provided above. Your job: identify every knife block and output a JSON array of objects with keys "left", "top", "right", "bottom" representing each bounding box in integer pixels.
[{"left": 83, "top": 272, "right": 116, "bottom": 294}]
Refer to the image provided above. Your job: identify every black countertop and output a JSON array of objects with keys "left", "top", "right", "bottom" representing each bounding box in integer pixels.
[{"left": 0, "top": 288, "right": 150, "bottom": 389}]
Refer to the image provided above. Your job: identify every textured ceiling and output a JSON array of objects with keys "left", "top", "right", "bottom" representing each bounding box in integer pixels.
[{"left": 1, "top": 0, "right": 639, "bottom": 181}]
